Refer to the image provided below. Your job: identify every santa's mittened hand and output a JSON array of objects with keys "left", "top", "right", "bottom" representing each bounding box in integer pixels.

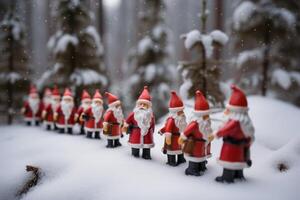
[
  {"left": 166, "top": 137, "right": 171, "bottom": 145},
  {"left": 178, "top": 137, "right": 185, "bottom": 145},
  {"left": 20, "top": 107, "right": 26, "bottom": 115}
]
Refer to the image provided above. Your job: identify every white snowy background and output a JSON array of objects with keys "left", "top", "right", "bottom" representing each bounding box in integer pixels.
[{"left": 0, "top": 96, "right": 299, "bottom": 200}]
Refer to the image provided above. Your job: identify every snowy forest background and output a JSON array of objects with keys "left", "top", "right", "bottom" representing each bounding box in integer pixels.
[{"left": 0, "top": 0, "right": 299, "bottom": 124}]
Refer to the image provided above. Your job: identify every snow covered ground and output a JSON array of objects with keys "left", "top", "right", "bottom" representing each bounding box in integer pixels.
[{"left": 0, "top": 96, "right": 299, "bottom": 200}]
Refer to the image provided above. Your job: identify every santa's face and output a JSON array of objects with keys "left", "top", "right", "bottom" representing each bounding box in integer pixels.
[
  {"left": 43, "top": 95, "right": 52, "bottom": 106},
  {"left": 174, "top": 110, "right": 187, "bottom": 132},
  {"left": 111, "top": 103, "right": 124, "bottom": 123},
  {"left": 136, "top": 102, "right": 149, "bottom": 110},
  {"left": 133, "top": 104, "right": 152, "bottom": 136},
  {"left": 28, "top": 94, "right": 40, "bottom": 114},
  {"left": 91, "top": 100, "right": 103, "bottom": 122},
  {"left": 81, "top": 99, "right": 92, "bottom": 110},
  {"left": 61, "top": 97, "right": 74, "bottom": 119}
]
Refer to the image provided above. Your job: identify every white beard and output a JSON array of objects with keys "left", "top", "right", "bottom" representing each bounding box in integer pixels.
[
  {"left": 43, "top": 97, "right": 52, "bottom": 107},
  {"left": 107, "top": 106, "right": 124, "bottom": 124},
  {"left": 81, "top": 102, "right": 90, "bottom": 111},
  {"left": 133, "top": 106, "right": 152, "bottom": 136},
  {"left": 29, "top": 97, "right": 40, "bottom": 115},
  {"left": 51, "top": 100, "right": 59, "bottom": 111},
  {"left": 190, "top": 113, "right": 212, "bottom": 140},
  {"left": 61, "top": 100, "right": 74, "bottom": 120},
  {"left": 225, "top": 111, "right": 255, "bottom": 139},
  {"left": 91, "top": 103, "right": 103, "bottom": 123},
  {"left": 168, "top": 112, "right": 187, "bottom": 133}
]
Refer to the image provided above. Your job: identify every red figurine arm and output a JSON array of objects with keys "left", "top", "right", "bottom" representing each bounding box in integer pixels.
[
  {"left": 182, "top": 121, "right": 197, "bottom": 139},
  {"left": 164, "top": 118, "right": 175, "bottom": 136},
  {"left": 216, "top": 120, "right": 240, "bottom": 138}
]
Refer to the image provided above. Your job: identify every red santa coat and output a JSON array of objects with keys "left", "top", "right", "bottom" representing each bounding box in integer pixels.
[
  {"left": 83, "top": 107, "right": 103, "bottom": 132},
  {"left": 161, "top": 117, "right": 183, "bottom": 155},
  {"left": 55, "top": 105, "right": 77, "bottom": 128},
  {"left": 76, "top": 106, "right": 85, "bottom": 125},
  {"left": 43, "top": 104, "right": 55, "bottom": 125},
  {"left": 103, "top": 110, "right": 122, "bottom": 139},
  {"left": 216, "top": 120, "right": 252, "bottom": 170},
  {"left": 126, "top": 112, "right": 155, "bottom": 149},
  {"left": 23, "top": 101, "right": 43, "bottom": 122},
  {"left": 182, "top": 121, "right": 207, "bottom": 162}
]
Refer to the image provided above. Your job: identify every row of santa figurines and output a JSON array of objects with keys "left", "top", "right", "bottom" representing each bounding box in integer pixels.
[{"left": 21, "top": 85, "right": 255, "bottom": 184}]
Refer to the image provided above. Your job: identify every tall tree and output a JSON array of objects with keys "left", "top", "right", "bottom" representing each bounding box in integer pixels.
[
  {"left": 232, "top": 0, "right": 300, "bottom": 105},
  {"left": 126, "top": 0, "right": 175, "bottom": 118},
  {"left": 38, "top": 0, "right": 108, "bottom": 101},
  {"left": 0, "top": 9, "right": 30, "bottom": 124},
  {"left": 179, "top": 0, "right": 228, "bottom": 106}
]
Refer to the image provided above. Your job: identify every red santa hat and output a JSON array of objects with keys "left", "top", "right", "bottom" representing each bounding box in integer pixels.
[
  {"left": 169, "top": 90, "right": 184, "bottom": 112},
  {"left": 226, "top": 85, "right": 248, "bottom": 112},
  {"left": 62, "top": 88, "right": 73, "bottom": 100},
  {"left": 105, "top": 92, "right": 121, "bottom": 108},
  {"left": 193, "top": 90, "right": 210, "bottom": 116},
  {"left": 44, "top": 88, "right": 52, "bottom": 97},
  {"left": 136, "top": 86, "right": 152, "bottom": 106},
  {"left": 52, "top": 86, "right": 60, "bottom": 98},
  {"left": 29, "top": 85, "right": 38, "bottom": 97},
  {"left": 81, "top": 90, "right": 91, "bottom": 102},
  {"left": 93, "top": 89, "right": 103, "bottom": 103}
]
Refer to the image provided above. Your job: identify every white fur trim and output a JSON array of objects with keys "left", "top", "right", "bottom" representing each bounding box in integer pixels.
[
  {"left": 56, "top": 123, "right": 73, "bottom": 128},
  {"left": 192, "top": 110, "right": 210, "bottom": 116},
  {"left": 217, "top": 159, "right": 248, "bottom": 170},
  {"left": 226, "top": 104, "right": 248, "bottom": 112},
  {"left": 184, "top": 154, "right": 207, "bottom": 162},
  {"left": 169, "top": 107, "right": 184, "bottom": 112},
  {"left": 43, "top": 121, "right": 54, "bottom": 125},
  {"left": 164, "top": 132, "right": 172, "bottom": 137},
  {"left": 103, "top": 134, "right": 121, "bottom": 139},
  {"left": 108, "top": 100, "right": 121, "bottom": 108},
  {"left": 206, "top": 154, "right": 212, "bottom": 159},
  {"left": 128, "top": 142, "right": 155, "bottom": 149},
  {"left": 136, "top": 99, "right": 152, "bottom": 106},
  {"left": 93, "top": 98, "right": 103, "bottom": 103},
  {"left": 24, "top": 117, "right": 40, "bottom": 122},
  {"left": 181, "top": 134, "right": 187, "bottom": 140},
  {"left": 166, "top": 150, "right": 183, "bottom": 155},
  {"left": 84, "top": 127, "right": 103, "bottom": 132}
]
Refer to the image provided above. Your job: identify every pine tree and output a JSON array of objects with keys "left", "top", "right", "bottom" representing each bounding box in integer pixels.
[
  {"left": 178, "top": 0, "right": 228, "bottom": 106},
  {"left": 0, "top": 9, "right": 30, "bottom": 124},
  {"left": 38, "top": 0, "right": 108, "bottom": 101},
  {"left": 126, "top": 0, "right": 175, "bottom": 118},
  {"left": 232, "top": 0, "right": 300, "bottom": 105}
]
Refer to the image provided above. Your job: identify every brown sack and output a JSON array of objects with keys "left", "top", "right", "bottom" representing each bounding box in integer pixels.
[{"left": 183, "top": 138, "right": 195, "bottom": 154}]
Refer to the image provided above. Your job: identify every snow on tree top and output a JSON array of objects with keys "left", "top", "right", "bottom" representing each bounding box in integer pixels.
[
  {"left": 233, "top": 1, "right": 256, "bottom": 30},
  {"left": 137, "top": 36, "right": 153, "bottom": 55},
  {"left": 236, "top": 49, "right": 263, "bottom": 69},
  {"left": 54, "top": 34, "right": 79, "bottom": 54},
  {"left": 182, "top": 29, "right": 201, "bottom": 50},
  {"left": 210, "top": 30, "right": 229, "bottom": 46}
]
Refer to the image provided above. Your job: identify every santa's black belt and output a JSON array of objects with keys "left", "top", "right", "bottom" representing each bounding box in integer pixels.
[
  {"left": 171, "top": 132, "right": 180, "bottom": 136},
  {"left": 188, "top": 137, "right": 206, "bottom": 142},
  {"left": 108, "top": 122, "right": 120, "bottom": 125},
  {"left": 223, "top": 137, "right": 248, "bottom": 145}
]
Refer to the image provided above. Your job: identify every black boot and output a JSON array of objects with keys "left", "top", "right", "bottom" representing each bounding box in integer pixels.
[
  {"left": 215, "top": 169, "right": 235, "bottom": 183},
  {"left": 106, "top": 139, "right": 114, "bottom": 148},
  {"left": 58, "top": 128, "right": 64, "bottom": 134},
  {"left": 167, "top": 155, "right": 177, "bottom": 166},
  {"left": 94, "top": 131, "right": 101, "bottom": 139},
  {"left": 234, "top": 170, "right": 245, "bottom": 180},
  {"left": 35, "top": 121, "right": 40, "bottom": 126},
  {"left": 114, "top": 139, "right": 122, "bottom": 147},
  {"left": 185, "top": 161, "right": 202, "bottom": 176},
  {"left": 26, "top": 121, "right": 31, "bottom": 126},
  {"left": 177, "top": 154, "right": 186, "bottom": 165},
  {"left": 131, "top": 148, "right": 140, "bottom": 157},
  {"left": 199, "top": 161, "right": 207, "bottom": 172},
  {"left": 142, "top": 148, "right": 152, "bottom": 160},
  {"left": 86, "top": 131, "right": 93, "bottom": 138},
  {"left": 80, "top": 126, "right": 85, "bottom": 135},
  {"left": 46, "top": 124, "right": 51, "bottom": 131},
  {"left": 54, "top": 124, "right": 58, "bottom": 131},
  {"left": 67, "top": 127, "right": 73, "bottom": 134}
]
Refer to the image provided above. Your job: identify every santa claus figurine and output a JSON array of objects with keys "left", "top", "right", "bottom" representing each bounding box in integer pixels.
[
  {"left": 75, "top": 90, "right": 92, "bottom": 135},
  {"left": 103, "top": 92, "right": 124, "bottom": 148},
  {"left": 159, "top": 91, "right": 187, "bottom": 166},
  {"left": 54, "top": 88, "right": 77, "bottom": 134},
  {"left": 42, "top": 86, "right": 61, "bottom": 130},
  {"left": 21, "top": 85, "right": 43, "bottom": 126},
  {"left": 214, "top": 85, "right": 255, "bottom": 183},
  {"left": 178, "top": 90, "right": 214, "bottom": 176},
  {"left": 42, "top": 88, "right": 52, "bottom": 109},
  {"left": 81, "top": 89, "right": 104, "bottom": 139},
  {"left": 124, "top": 86, "right": 155, "bottom": 159}
]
